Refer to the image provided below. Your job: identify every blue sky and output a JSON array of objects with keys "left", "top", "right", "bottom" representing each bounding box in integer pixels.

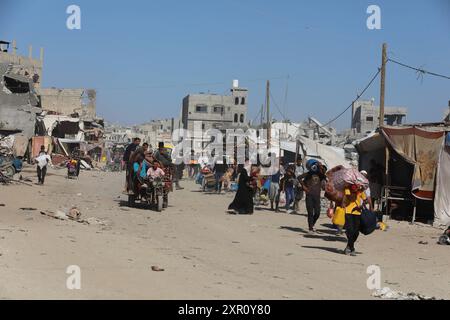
[{"left": 1, "top": 0, "right": 449, "bottom": 129}]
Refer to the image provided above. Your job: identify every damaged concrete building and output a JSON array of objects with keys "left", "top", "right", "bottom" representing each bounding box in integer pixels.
[
  {"left": 0, "top": 62, "right": 42, "bottom": 157},
  {"left": 0, "top": 40, "right": 43, "bottom": 89},
  {"left": 351, "top": 99, "right": 407, "bottom": 136},
  {"left": 1, "top": 39, "right": 104, "bottom": 166}
]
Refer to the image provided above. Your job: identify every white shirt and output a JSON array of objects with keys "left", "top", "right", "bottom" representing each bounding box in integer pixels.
[{"left": 35, "top": 154, "right": 52, "bottom": 169}]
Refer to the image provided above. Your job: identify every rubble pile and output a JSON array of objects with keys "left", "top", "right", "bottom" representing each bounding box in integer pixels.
[{"left": 372, "top": 287, "right": 439, "bottom": 300}]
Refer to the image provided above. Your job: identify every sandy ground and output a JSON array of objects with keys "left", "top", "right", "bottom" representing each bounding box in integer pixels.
[{"left": 0, "top": 165, "right": 449, "bottom": 300}]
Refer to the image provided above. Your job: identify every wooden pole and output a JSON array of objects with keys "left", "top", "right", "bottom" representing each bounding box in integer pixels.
[{"left": 379, "top": 43, "right": 387, "bottom": 128}]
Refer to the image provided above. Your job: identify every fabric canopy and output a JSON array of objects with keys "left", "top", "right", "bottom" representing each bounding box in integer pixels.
[
  {"left": 382, "top": 126, "right": 445, "bottom": 200},
  {"left": 434, "top": 144, "right": 450, "bottom": 227}
]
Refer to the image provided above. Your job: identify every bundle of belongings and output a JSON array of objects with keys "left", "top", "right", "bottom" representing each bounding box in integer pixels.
[
  {"left": 325, "top": 165, "right": 369, "bottom": 203},
  {"left": 325, "top": 165, "right": 378, "bottom": 235}
]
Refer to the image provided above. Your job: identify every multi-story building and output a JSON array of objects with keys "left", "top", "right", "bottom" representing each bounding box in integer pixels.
[
  {"left": 351, "top": 99, "right": 407, "bottom": 135},
  {"left": 182, "top": 80, "right": 248, "bottom": 132},
  {"left": 181, "top": 80, "right": 248, "bottom": 154}
]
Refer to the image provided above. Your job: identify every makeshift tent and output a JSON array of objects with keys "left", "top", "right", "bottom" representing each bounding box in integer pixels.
[
  {"left": 434, "top": 136, "right": 450, "bottom": 227},
  {"left": 281, "top": 136, "right": 350, "bottom": 169},
  {"left": 382, "top": 126, "right": 445, "bottom": 200},
  {"left": 355, "top": 124, "right": 450, "bottom": 225}
]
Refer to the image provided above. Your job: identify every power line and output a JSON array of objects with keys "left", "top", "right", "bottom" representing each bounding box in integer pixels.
[
  {"left": 388, "top": 58, "right": 450, "bottom": 80},
  {"left": 251, "top": 106, "right": 263, "bottom": 126},
  {"left": 319, "top": 68, "right": 381, "bottom": 128},
  {"left": 269, "top": 89, "right": 288, "bottom": 121}
]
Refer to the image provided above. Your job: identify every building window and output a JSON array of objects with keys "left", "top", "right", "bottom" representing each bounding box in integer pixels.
[
  {"left": 212, "top": 105, "right": 224, "bottom": 114},
  {"left": 241, "top": 97, "right": 245, "bottom": 105},
  {"left": 195, "top": 104, "right": 208, "bottom": 113},
  {"left": 240, "top": 114, "right": 244, "bottom": 123},
  {"left": 234, "top": 114, "right": 238, "bottom": 122},
  {"left": 366, "top": 116, "right": 374, "bottom": 122},
  {"left": 202, "top": 123, "right": 205, "bottom": 130},
  {"left": 235, "top": 97, "right": 239, "bottom": 105}
]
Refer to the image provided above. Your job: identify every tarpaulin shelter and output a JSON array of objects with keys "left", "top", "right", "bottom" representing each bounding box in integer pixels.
[
  {"left": 434, "top": 133, "right": 450, "bottom": 227},
  {"left": 355, "top": 124, "right": 450, "bottom": 226},
  {"left": 280, "top": 136, "right": 350, "bottom": 169}
]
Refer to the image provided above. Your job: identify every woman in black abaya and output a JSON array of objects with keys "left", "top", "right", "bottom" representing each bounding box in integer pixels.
[{"left": 228, "top": 165, "right": 254, "bottom": 214}]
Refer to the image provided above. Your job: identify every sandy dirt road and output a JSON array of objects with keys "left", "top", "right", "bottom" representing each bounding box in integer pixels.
[{"left": 0, "top": 166, "right": 449, "bottom": 299}]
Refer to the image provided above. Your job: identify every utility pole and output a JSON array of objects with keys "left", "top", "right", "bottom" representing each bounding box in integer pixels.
[
  {"left": 266, "top": 80, "right": 271, "bottom": 148},
  {"left": 379, "top": 43, "right": 387, "bottom": 128}
]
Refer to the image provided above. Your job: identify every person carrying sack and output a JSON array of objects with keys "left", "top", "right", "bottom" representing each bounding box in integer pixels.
[{"left": 342, "top": 184, "right": 368, "bottom": 256}]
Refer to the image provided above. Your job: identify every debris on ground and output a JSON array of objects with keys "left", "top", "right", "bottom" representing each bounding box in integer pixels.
[
  {"left": 20, "top": 207, "right": 37, "bottom": 211},
  {"left": 40, "top": 210, "right": 68, "bottom": 220},
  {"left": 372, "top": 287, "right": 438, "bottom": 300},
  {"left": 67, "top": 207, "right": 81, "bottom": 221},
  {"left": 151, "top": 266, "right": 165, "bottom": 272}
]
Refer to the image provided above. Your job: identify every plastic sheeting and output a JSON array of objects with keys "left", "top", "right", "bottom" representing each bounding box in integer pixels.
[
  {"left": 382, "top": 126, "right": 445, "bottom": 200},
  {"left": 434, "top": 145, "right": 450, "bottom": 227},
  {"left": 281, "top": 136, "right": 350, "bottom": 169}
]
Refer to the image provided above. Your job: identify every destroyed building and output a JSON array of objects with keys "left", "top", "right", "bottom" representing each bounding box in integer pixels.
[
  {"left": 0, "top": 62, "right": 42, "bottom": 157},
  {"left": 0, "top": 40, "right": 43, "bottom": 89},
  {"left": 0, "top": 39, "right": 104, "bottom": 166},
  {"left": 351, "top": 99, "right": 407, "bottom": 135}
]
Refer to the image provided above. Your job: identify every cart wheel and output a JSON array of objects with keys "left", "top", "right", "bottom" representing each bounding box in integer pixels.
[
  {"left": 128, "top": 194, "right": 135, "bottom": 208},
  {"left": 156, "top": 195, "right": 163, "bottom": 212}
]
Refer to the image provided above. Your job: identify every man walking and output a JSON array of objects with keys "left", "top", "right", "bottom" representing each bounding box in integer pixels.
[
  {"left": 35, "top": 146, "right": 52, "bottom": 185},
  {"left": 299, "top": 162, "right": 326, "bottom": 233},
  {"left": 281, "top": 167, "right": 296, "bottom": 214},
  {"left": 213, "top": 158, "right": 227, "bottom": 194}
]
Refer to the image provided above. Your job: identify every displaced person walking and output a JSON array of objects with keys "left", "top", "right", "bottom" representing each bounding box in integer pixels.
[
  {"left": 228, "top": 163, "right": 254, "bottom": 214},
  {"left": 213, "top": 158, "right": 227, "bottom": 194},
  {"left": 269, "top": 168, "right": 282, "bottom": 212},
  {"left": 281, "top": 168, "right": 296, "bottom": 214},
  {"left": 299, "top": 162, "right": 326, "bottom": 232},
  {"left": 342, "top": 184, "right": 368, "bottom": 256},
  {"left": 35, "top": 145, "right": 52, "bottom": 185}
]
